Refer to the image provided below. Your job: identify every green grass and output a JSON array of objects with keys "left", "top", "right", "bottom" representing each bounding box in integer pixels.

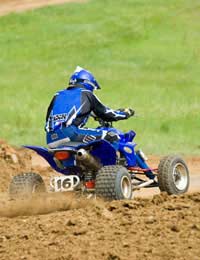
[{"left": 0, "top": 0, "right": 200, "bottom": 155}]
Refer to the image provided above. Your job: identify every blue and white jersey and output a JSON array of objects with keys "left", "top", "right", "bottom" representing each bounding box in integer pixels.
[{"left": 45, "top": 86, "right": 128, "bottom": 132}]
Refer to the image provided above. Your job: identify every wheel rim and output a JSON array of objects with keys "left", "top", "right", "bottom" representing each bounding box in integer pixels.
[
  {"left": 32, "top": 184, "right": 38, "bottom": 193},
  {"left": 32, "top": 183, "right": 44, "bottom": 194},
  {"left": 120, "top": 176, "right": 132, "bottom": 199},
  {"left": 173, "top": 163, "right": 188, "bottom": 191}
]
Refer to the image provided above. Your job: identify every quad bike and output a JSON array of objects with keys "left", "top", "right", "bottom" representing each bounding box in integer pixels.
[{"left": 9, "top": 118, "right": 190, "bottom": 200}]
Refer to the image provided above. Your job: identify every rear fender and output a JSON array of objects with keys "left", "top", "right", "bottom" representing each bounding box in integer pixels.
[
  {"left": 88, "top": 140, "right": 117, "bottom": 165},
  {"left": 23, "top": 145, "right": 80, "bottom": 175}
]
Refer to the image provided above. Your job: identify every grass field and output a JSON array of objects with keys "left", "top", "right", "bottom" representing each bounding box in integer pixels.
[{"left": 0, "top": 0, "right": 199, "bottom": 155}]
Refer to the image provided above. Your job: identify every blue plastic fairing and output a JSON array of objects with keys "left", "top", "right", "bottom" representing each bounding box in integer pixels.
[
  {"left": 23, "top": 145, "right": 80, "bottom": 175},
  {"left": 23, "top": 139, "right": 117, "bottom": 174}
]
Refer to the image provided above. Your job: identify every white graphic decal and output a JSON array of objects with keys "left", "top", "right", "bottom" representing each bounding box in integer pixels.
[
  {"left": 83, "top": 135, "right": 97, "bottom": 143},
  {"left": 65, "top": 101, "right": 86, "bottom": 126}
]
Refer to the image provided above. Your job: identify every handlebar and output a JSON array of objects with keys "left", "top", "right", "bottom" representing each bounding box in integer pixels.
[
  {"left": 92, "top": 109, "right": 137, "bottom": 128},
  {"left": 94, "top": 115, "right": 137, "bottom": 128},
  {"left": 97, "top": 119, "right": 113, "bottom": 128}
]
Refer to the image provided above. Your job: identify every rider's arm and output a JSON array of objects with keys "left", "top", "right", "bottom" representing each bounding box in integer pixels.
[{"left": 86, "top": 92, "right": 129, "bottom": 122}]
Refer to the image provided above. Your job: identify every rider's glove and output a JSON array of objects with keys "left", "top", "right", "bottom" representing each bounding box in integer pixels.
[
  {"left": 119, "top": 108, "right": 135, "bottom": 118},
  {"left": 125, "top": 108, "right": 135, "bottom": 117}
]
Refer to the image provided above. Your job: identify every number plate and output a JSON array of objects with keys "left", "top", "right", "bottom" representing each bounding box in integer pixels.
[{"left": 50, "top": 175, "right": 80, "bottom": 192}]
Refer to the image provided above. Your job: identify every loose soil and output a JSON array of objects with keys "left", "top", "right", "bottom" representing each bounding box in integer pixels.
[{"left": 0, "top": 140, "right": 200, "bottom": 260}]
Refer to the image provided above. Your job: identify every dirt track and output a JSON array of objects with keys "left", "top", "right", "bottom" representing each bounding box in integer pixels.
[
  {"left": 0, "top": 192, "right": 200, "bottom": 260},
  {"left": 0, "top": 0, "right": 86, "bottom": 16},
  {"left": 0, "top": 140, "right": 200, "bottom": 260}
]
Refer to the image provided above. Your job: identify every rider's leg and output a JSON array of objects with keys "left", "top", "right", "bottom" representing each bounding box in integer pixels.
[
  {"left": 46, "top": 125, "right": 121, "bottom": 149},
  {"left": 71, "top": 126, "right": 107, "bottom": 143},
  {"left": 46, "top": 126, "right": 74, "bottom": 148},
  {"left": 46, "top": 125, "right": 107, "bottom": 148}
]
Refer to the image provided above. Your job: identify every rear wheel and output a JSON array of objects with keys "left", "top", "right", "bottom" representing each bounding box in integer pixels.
[
  {"left": 95, "top": 165, "right": 132, "bottom": 200},
  {"left": 9, "top": 172, "right": 46, "bottom": 198},
  {"left": 158, "top": 155, "right": 189, "bottom": 195}
]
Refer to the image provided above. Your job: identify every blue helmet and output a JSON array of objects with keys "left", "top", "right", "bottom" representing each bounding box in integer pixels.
[{"left": 69, "top": 66, "right": 101, "bottom": 91}]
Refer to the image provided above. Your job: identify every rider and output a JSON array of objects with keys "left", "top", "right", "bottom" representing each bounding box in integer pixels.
[{"left": 45, "top": 66, "right": 134, "bottom": 155}]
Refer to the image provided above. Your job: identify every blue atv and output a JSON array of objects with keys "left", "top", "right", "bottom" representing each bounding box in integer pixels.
[{"left": 9, "top": 118, "right": 190, "bottom": 200}]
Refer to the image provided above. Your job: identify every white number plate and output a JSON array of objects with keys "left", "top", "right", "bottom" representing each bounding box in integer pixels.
[{"left": 50, "top": 175, "right": 80, "bottom": 192}]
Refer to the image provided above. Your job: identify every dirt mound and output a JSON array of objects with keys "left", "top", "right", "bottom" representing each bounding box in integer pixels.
[{"left": 0, "top": 139, "right": 58, "bottom": 193}]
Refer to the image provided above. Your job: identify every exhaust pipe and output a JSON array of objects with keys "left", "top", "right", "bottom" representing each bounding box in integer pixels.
[{"left": 77, "top": 149, "right": 101, "bottom": 171}]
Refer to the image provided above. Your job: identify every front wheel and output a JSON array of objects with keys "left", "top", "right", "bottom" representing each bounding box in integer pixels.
[
  {"left": 95, "top": 165, "right": 132, "bottom": 200},
  {"left": 158, "top": 155, "right": 189, "bottom": 195}
]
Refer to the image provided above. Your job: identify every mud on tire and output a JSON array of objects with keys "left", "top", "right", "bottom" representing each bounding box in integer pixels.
[
  {"left": 9, "top": 172, "right": 46, "bottom": 198},
  {"left": 158, "top": 155, "right": 189, "bottom": 195},
  {"left": 95, "top": 165, "right": 132, "bottom": 200}
]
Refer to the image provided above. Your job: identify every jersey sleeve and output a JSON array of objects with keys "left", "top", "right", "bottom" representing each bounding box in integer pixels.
[{"left": 87, "top": 92, "right": 128, "bottom": 121}]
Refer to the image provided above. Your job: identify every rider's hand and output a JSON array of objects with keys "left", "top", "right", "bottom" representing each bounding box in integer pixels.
[
  {"left": 119, "top": 108, "right": 135, "bottom": 118},
  {"left": 125, "top": 108, "right": 135, "bottom": 118}
]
